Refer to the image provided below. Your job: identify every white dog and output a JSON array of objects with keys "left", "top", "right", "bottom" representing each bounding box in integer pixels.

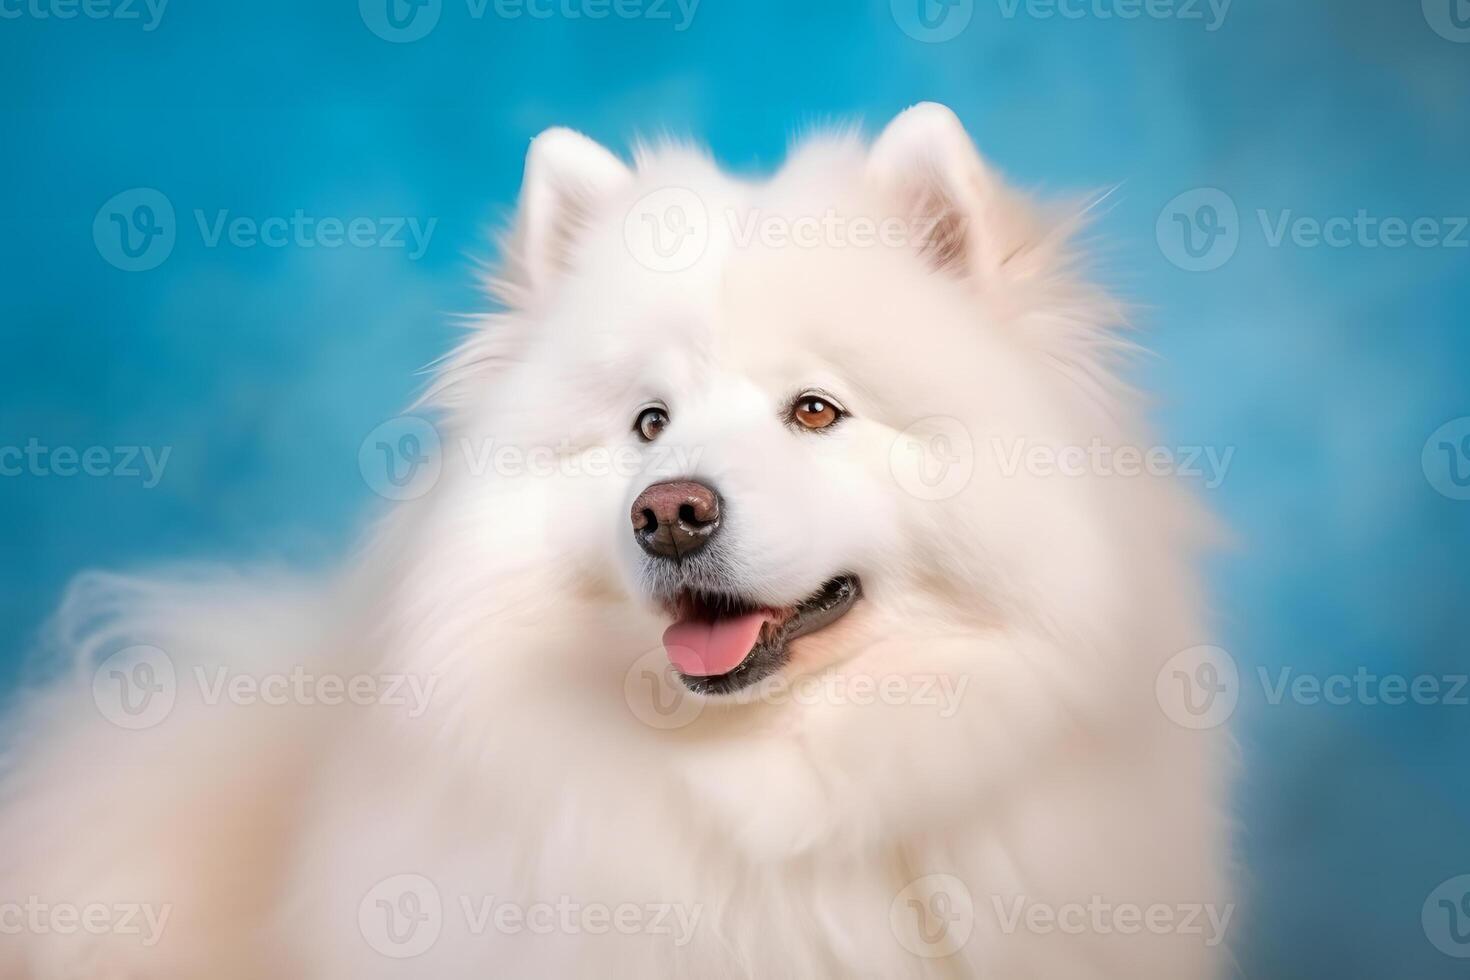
[{"left": 0, "top": 104, "right": 1231, "bottom": 978}]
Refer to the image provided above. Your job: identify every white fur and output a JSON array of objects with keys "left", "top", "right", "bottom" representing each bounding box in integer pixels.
[{"left": 0, "top": 104, "right": 1231, "bottom": 978}]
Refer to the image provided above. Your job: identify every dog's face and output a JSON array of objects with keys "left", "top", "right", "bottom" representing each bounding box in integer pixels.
[
  {"left": 430, "top": 105, "right": 1124, "bottom": 698},
  {"left": 578, "top": 236, "right": 939, "bottom": 695}
]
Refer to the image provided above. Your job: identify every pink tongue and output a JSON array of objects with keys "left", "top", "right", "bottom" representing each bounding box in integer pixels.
[{"left": 663, "top": 612, "right": 768, "bottom": 676}]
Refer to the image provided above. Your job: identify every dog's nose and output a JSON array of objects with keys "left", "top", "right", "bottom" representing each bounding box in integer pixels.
[{"left": 631, "top": 480, "right": 721, "bottom": 559}]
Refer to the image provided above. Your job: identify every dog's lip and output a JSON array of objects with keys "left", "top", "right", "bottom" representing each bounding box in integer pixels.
[
  {"left": 776, "top": 574, "right": 863, "bottom": 644},
  {"left": 658, "top": 575, "right": 861, "bottom": 637},
  {"left": 659, "top": 575, "right": 863, "bottom": 695}
]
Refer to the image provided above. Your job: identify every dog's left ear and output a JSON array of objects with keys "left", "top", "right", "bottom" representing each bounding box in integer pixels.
[
  {"left": 505, "top": 127, "right": 633, "bottom": 303},
  {"left": 867, "top": 103, "right": 1041, "bottom": 284}
]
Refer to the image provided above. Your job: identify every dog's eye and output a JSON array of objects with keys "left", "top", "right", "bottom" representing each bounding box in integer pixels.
[
  {"left": 789, "top": 392, "right": 844, "bottom": 432},
  {"left": 635, "top": 405, "right": 669, "bottom": 442}
]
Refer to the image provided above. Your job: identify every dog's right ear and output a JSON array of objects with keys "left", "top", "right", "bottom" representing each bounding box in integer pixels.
[
  {"left": 502, "top": 127, "right": 632, "bottom": 304},
  {"left": 867, "top": 103, "right": 1043, "bottom": 286}
]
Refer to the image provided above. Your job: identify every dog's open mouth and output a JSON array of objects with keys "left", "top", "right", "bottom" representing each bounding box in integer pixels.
[{"left": 659, "top": 575, "right": 862, "bottom": 695}]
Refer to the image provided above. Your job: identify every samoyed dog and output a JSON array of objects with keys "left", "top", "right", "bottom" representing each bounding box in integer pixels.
[{"left": 0, "top": 104, "right": 1231, "bottom": 978}]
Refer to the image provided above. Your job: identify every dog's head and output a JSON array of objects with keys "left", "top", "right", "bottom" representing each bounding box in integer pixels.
[{"left": 422, "top": 104, "right": 1149, "bottom": 699}]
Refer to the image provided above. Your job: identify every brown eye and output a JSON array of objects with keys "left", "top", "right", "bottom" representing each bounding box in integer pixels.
[
  {"left": 635, "top": 405, "right": 669, "bottom": 442},
  {"left": 790, "top": 392, "right": 844, "bottom": 431}
]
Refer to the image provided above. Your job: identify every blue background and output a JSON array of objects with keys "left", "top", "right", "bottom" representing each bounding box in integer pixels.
[{"left": 2, "top": 0, "right": 1468, "bottom": 975}]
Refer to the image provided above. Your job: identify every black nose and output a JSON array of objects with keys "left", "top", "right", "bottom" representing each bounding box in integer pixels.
[{"left": 631, "top": 480, "right": 721, "bottom": 559}]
